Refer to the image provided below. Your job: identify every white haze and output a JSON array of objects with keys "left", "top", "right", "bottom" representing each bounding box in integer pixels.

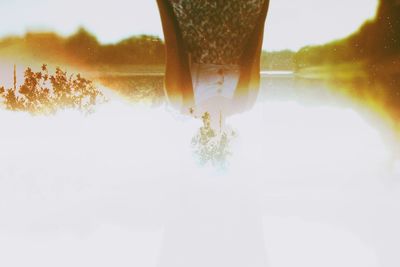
[
  {"left": 0, "top": 0, "right": 379, "bottom": 51},
  {"left": 0, "top": 93, "right": 399, "bottom": 267}
]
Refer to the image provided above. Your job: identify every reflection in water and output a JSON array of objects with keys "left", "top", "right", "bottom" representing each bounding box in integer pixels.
[
  {"left": 0, "top": 72, "right": 399, "bottom": 267},
  {"left": 97, "top": 74, "right": 165, "bottom": 105},
  {"left": 260, "top": 72, "right": 400, "bottom": 156}
]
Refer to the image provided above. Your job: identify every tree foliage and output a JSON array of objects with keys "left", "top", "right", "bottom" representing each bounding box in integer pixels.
[
  {"left": 0, "top": 28, "right": 165, "bottom": 66},
  {"left": 294, "top": 0, "right": 400, "bottom": 69},
  {"left": 0, "top": 28, "right": 291, "bottom": 70},
  {"left": 0, "top": 64, "right": 106, "bottom": 115},
  {"left": 191, "top": 112, "right": 236, "bottom": 167}
]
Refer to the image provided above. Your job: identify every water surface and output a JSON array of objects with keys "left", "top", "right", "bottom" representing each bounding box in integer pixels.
[{"left": 0, "top": 71, "right": 399, "bottom": 267}]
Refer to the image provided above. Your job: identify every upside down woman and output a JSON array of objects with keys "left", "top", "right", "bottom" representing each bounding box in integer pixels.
[
  {"left": 157, "top": 0, "right": 270, "bottom": 129},
  {"left": 156, "top": 2, "right": 271, "bottom": 267}
]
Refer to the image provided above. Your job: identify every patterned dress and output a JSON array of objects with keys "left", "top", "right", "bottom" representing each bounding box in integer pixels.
[{"left": 169, "top": 0, "right": 265, "bottom": 65}]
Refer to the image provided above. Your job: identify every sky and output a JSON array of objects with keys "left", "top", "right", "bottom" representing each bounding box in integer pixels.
[{"left": 0, "top": 0, "right": 379, "bottom": 51}]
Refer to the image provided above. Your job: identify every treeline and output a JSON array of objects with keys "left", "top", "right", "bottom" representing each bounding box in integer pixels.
[
  {"left": 261, "top": 50, "right": 295, "bottom": 70},
  {"left": 294, "top": 0, "right": 400, "bottom": 69},
  {"left": 2, "top": 0, "right": 398, "bottom": 73},
  {"left": 0, "top": 28, "right": 296, "bottom": 70},
  {"left": 0, "top": 65, "right": 105, "bottom": 115},
  {"left": 0, "top": 28, "right": 165, "bottom": 66}
]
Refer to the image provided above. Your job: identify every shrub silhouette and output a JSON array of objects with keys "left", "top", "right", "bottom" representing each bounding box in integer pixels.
[
  {"left": 0, "top": 64, "right": 106, "bottom": 115},
  {"left": 191, "top": 112, "right": 236, "bottom": 167}
]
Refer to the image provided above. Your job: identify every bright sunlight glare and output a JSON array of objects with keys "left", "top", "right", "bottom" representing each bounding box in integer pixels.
[{"left": 0, "top": 93, "right": 398, "bottom": 267}]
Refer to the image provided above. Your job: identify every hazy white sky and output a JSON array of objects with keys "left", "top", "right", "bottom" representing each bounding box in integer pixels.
[{"left": 0, "top": 0, "right": 378, "bottom": 51}]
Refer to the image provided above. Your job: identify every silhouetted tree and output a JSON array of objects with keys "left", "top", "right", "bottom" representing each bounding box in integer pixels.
[
  {"left": 191, "top": 112, "right": 236, "bottom": 167},
  {"left": 65, "top": 28, "right": 100, "bottom": 63},
  {"left": 0, "top": 64, "right": 106, "bottom": 115}
]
